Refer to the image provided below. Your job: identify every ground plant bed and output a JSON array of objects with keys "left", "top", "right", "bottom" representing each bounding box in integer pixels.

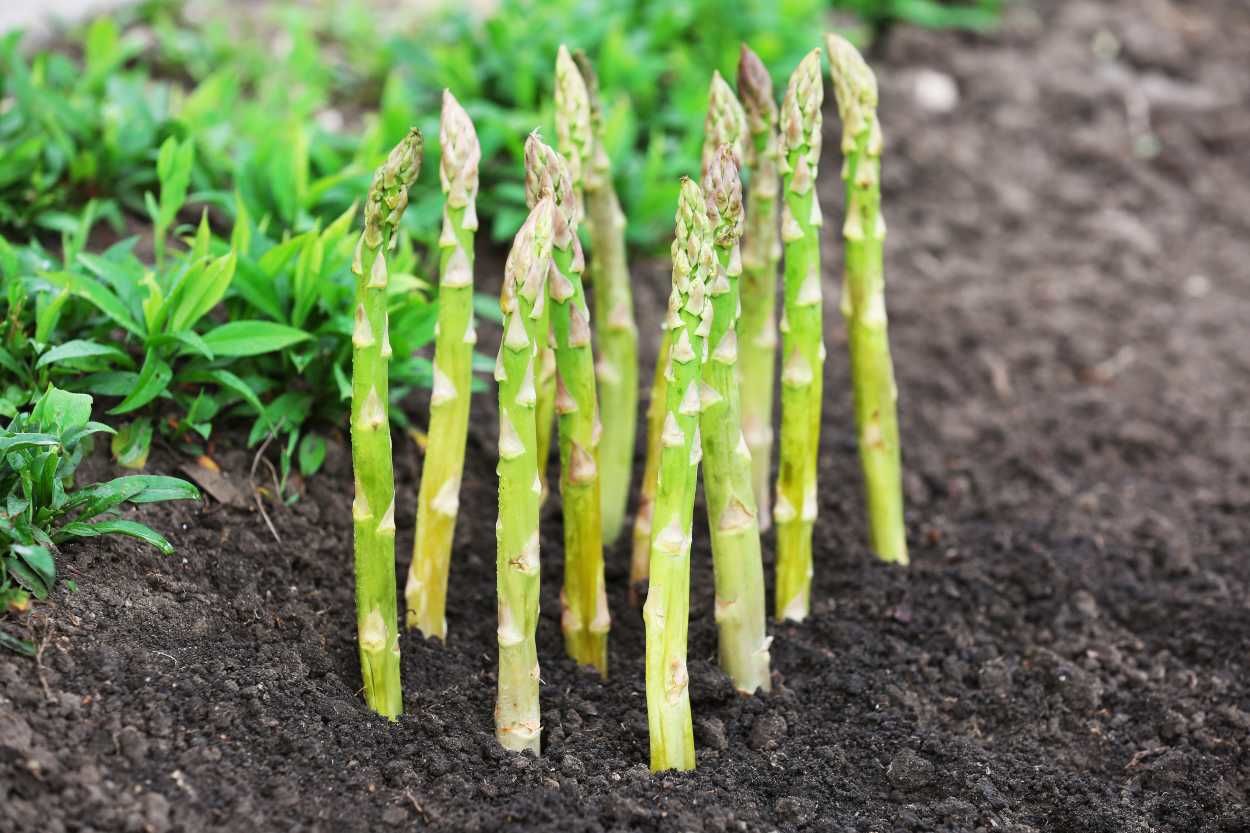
[{"left": 3, "top": 0, "right": 1250, "bottom": 831}]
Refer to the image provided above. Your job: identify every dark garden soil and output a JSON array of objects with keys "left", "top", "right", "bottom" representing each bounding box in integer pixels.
[{"left": 5, "top": 1, "right": 1250, "bottom": 830}]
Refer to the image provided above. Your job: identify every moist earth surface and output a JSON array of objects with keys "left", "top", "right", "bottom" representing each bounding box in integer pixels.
[{"left": 3, "top": 1, "right": 1250, "bottom": 830}]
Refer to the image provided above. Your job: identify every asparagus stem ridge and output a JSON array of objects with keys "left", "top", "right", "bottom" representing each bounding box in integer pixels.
[
  {"left": 645, "top": 177, "right": 713, "bottom": 772},
  {"left": 700, "top": 145, "right": 771, "bottom": 694},
  {"left": 572, "top": 48, "right": 639, "bottom": 550},
  {"left": 736, "top": 45, "right": 782, "bottom": 533},
  {"left": 495, "top": 198, "right": 556, "bottom": 754},
  {"left": 774, "top": 50, "right": 825, "bottom": 623},
  {"left": 526, "top": 130, "right": 609, "bottom": 675},
  {"left": 826, "top": 33, "right": 908, "bottom": 565},
  {"left": 407, "top": 91, "right": 481, "bottom": 640},
  {"left": 351, "top": 128, "right": 422, "bottom": 719}
]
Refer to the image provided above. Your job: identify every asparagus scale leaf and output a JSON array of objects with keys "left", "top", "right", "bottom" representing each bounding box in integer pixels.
[
  {"left": 350, "top": 128, "right": 421, "bottom": 719},
  {"left": 645, "top": 177, "right": 714, "bottom": 772},
  {"left": 571, "top": 48, "right": 640, "bottom": 549},
  {"left": 526, "top": 129, "right": 609, "bottom": 675},
  {"left": 700, "top": 145, "right": 771, "bottom": 694},
  {"left": 735, "top": 44, "right": 783, "bottom": 533},
  {"left": 407, "top": 91, "right": 482, "bottom": 640},
  {"left": 774, "top": 50, "right": 825, "bottom": 623},
  {"left": 495, "top": 198, "right": 556, "bottom": 754},
  {"left": 826, "top": 33, "right": 908, "bottom": 565}
]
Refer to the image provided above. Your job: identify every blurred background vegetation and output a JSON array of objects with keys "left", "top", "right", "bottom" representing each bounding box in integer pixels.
[{"left": 1, "top": 0, "right": 1003, "bottom": 252}]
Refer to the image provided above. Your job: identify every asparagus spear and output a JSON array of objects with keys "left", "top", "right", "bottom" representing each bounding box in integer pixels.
[
  {"left": 535, "top": 340, "right": 557, "bottom": 504},
  {"left": 774, "top": 50, "right": 825, "bottom": 623},
  {"left": 826, "top": 33, "right": 908, "bottom": 565},
  {"left": 630, "top": 327, "right": 670, "bottom": 605},
  {"left": 736, "top": 45, "right": 782, "bottom": 533},
  {"left": 524, "top": 132, "right": 609, "bottom": 675},
  {"left": 495, "top": 198, "right": 556, "bottom": 754},
  {"left": 351, "top": 128, "right": 422, "bottom": 719},
  {"left": 700, "top": 145, "right": 771, "bottom": 694},
  {"left": 631, "top": 71, "right": 747, "bottom": 605},
  {"left": 645, "top": 177, "right": 713, "bottom": 772},
  {"left": 702, "top": 70, "right": 747, "bottom": 172},
  {"left": 406, "top": 91, "right": 481, "bottom": 640},
  {"left": 571, "top": 49, "right": 639, "bottom": 549}
]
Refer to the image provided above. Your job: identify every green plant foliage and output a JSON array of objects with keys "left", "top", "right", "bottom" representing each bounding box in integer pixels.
[
  {"left": 384, "top": 0, "right": 832, "bottom": 249},
  {"left": 0, "top": 385, "right": 199, "bottom": 654},
  {"left": 832, "top": 0, "right": 1003, "bottom": 32},
  {"left": 0, "top": 20, "right": 164, "bottom": 234},
  {"left": 0, "top": 199, "right": 440, "bottom": 483}
]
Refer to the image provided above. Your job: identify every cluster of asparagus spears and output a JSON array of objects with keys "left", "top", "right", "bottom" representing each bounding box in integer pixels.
[{"left": 348, "top": 34, "right": 907, "bottom": 771}]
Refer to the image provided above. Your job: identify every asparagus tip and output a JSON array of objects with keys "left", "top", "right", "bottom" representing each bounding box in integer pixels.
[
  {"left": 554, "top": 44, "right": 594, "bottom": 193},
  {"left": 440, "top": 91, "right": 480, "bottom": 208},
  {"left": 824, "top": 32, "right": 880, "bottom": 148},
  {"left": 524, "top": 131, "right": 579, "bottom": 230},
  {"left": 702, "top": 144, "right": 743, "bottom": 249},
  {"left": 737, "top": 43, "right": 777, "bottom": 130},
  {"left": 780, "top": 49, "right": 824, "bottom": 159},
  {"left": 703, "top": 70, "right": 747, "bottom": 173}
]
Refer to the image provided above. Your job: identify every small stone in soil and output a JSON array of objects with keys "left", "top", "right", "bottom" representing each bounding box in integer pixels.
[
  {"left": 695, "top": 716, "right": 728, "bottom": 751},
  {"left": 749, "top": 714, "right": 787, "bottom": 751},
  {"left": 887, "top": 748, "right": 935, "bottom": 790}
]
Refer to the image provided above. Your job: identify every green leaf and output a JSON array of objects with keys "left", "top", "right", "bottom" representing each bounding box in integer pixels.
[
  {"left": 102, "top": 475, "right": 199, "bottom": 504},
  {"left": 79, "top": 371, "right": 140, "bottom": 398},
  {"left": 231, "top": 258, "right": 286, "bottom": 323},
  {"left": 168, "top": 252, "right": 237, "bottom": 333},
  {"left": 110, "top": 419, "right": 153, "bottom": 469},
  {"left": 201, "top": 321, "right": 310, "bottom": 357},
  {"left": 36, "top": 339, "right": 131, "bottom": 370},
  {"left": 333, "top": 362, "right": 351, "bottom": 401},
  {"left": 191, "top": 369, "right": 267, "bottom": 421},
  {"left": 55, "top": 520, "right": 175, "bottom": 555},
  {"left": 35, "top": 288, "right": 71, "bottom": 344},
  {"left": 298, "top": 432, "right": 326, "bottom": 477},
  {"left": 249, "top": 392, "right": 310, "bottom": 445},
  {"left": 473, "top": 292, "right": 504, "bottom": 325},
  {"left": 108, "top": 353, "right": 172, "bottom": 415},
  {"left": 0, "top": 630, "right": 34, "bottom": 657},
  {"left": 30, "top": 385, "right": 93, "bottom": 432},
  {"left": 156, "top": 137, "right": 195, "bottom": 227},
  {"left": 171, "top": 330, "right": 214, "bottom": 359},
  {"left": 0, "top": 433, "right": 59, "bottom": 455},
  {"left": 49, "top": 269, "right": 143, "bottom": 337},
  {"left": 9, "top": 544, "right": 55, "bottom": 598}
]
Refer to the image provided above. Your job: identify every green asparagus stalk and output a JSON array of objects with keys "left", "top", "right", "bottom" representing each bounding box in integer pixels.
[
  {"left": 351, "top": 128, "right": 422, "bottom": 719},
  {"left": 702, "top": 70, "right": 747, "bottom": 172},
  {"left": 774, "top": 50, "right": 825, "bottom": 623},
  {"left": 571, "top": 49, "right": 639, "bottom": 549},
  {"left": 632, "top": 71, "right": 746, "bottom": 606},
  {"left": 700, "top": 145, "right": 771, "bottom": 694},
  {"left": 630, "top": 329, "right": 670, "bottom": 605},
  {"left": 645, "top": 177, "right": 713, "bottom": 772},
  {"left": 406, "top": 91, "right": 481, "bottom": 640},
  {"left": 525, "top": 132, "right": 609, "bottom": 675},
  {"left": 735, "top": 45, "right": 782, "bottom": 533},
  {"left": 826, "top": 34, "right": 908, "bottom": 565},
  {"left": 535, "top": 340, "right": 557, "bottom": 504},
  {"left": 495, "top": 197, "right": 556, "bottom": 753}
]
